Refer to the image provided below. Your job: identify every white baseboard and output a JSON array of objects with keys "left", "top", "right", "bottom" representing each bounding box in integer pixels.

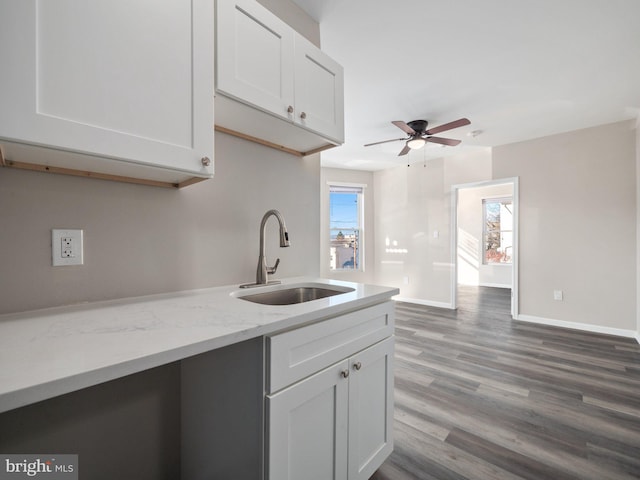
[
  {"left": 393, "top": 296, "right": 454, "bottom": 309},
  {"left": 478, "top": 282, "right": 512, "bottom": 289},
  {"left": 515, "top": 314, "right": 637, "bottom": 339},
  {"left": 635, "top": 332, "right": 640, "bottom": 345}
]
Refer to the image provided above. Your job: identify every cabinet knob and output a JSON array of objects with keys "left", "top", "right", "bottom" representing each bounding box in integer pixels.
[
  {"left": 300, "top": 111, "right": 307, "bottom": 120},
  {"left": 201, "top": 157, "right": 211, "bottom": 167},
  {"left": 340, "top": 369, "right": 350, "bottom": 379},
  {"left": 353, "top": 361, "right": 362, "bottom": 371},
  {"left": 287, "top": 105, "right": 294, "bottom": 114}
]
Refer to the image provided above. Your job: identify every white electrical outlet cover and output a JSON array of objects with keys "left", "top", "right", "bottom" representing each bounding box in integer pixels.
[{"left": 52, "top": 229, "right": 84, "bottom": 266}]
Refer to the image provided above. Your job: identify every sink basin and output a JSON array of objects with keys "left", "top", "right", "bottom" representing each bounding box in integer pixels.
[{"left": 237, "top": 285, "right": 355, "bottom": 305}]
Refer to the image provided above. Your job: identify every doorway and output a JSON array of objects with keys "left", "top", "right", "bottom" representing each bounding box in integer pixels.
[{"left": 451, "top": 178, "right": 519, "bottom": 317}]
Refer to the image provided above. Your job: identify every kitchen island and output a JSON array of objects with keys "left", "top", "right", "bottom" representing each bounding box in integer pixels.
[{"left": 0, "top": 278, "right": 398, "bottom": 479}]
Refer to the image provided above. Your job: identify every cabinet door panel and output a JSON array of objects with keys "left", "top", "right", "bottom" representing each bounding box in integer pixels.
[
  {"left": 0, "top": 0, "right": 214, "bottom": 177},
  {"left": 294, "top": 35, "right": 344, "bottom": 143},
  {"left": 216, "top": 0, "right": 294, "bottom": 120},
  {"left": 348, "top": 337, "right": 395, "bottom": 480},
  {"left": 267, "top": 361, "right": 349, "bottom": 480},
  {"left": 37, "top": 1, "right": 191, "bottom": 147}
]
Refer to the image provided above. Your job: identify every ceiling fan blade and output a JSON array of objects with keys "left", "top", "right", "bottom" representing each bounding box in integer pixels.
[
  {"left": 398, "top": 144, "right": 411, "bottom": 156},
  {"left": 392, "top": 120, "right": 417, "bottom": 135},
  {"left": 426, "top": 136, "right": 461, "bottom": 146},
  {"left": 364, "top": 137, "right": 406, "bottom": 147},
  {"left": 425, "top": 118, "right": 470, "bottom": 136}
]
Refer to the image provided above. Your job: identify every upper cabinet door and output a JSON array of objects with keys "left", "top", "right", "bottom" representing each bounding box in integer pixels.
[
  {"left": 216, "top": 0, "right": 295, "bottom": 121},
  {"left": 215, "top": 0, "right": 344, "bottom": 154},
  {"left": 294, "top": 35, "right": 345, "bottom": 144},
  {"left": 0, "top": 0, "right": 214, "bottom": 179}
]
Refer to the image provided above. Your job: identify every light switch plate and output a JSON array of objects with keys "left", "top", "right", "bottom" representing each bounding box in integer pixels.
[{"left": 52, "top": 229, "right": 83, "bottom": 266}]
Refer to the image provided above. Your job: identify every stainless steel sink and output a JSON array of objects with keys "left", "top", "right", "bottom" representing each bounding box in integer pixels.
[{"left": 237, "top": 285, "right": 355, "bottom": 305}]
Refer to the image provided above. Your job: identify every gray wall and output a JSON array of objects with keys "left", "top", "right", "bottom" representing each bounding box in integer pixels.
[
  {"left": 0, "top": 132, "right": 320, "bottom": 315},
  {"left": 493, "top": 120, "right": 636, "bottom": 331}
]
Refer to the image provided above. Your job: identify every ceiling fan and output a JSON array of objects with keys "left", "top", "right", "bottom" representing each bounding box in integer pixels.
[{"left": 364, "top": 118, "right": 471, "bottom": 156}]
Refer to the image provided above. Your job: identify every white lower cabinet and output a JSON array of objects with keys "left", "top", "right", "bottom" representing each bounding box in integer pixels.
[
  {"left": 267, "top": 359, "right": 349, "bottom": 480},
  {"left": 267, "top": 336, "right": 394, "bottom": 480},
  {"left": 347, "top": 338, "right": 395, "bottom": 480},
  {"left": 181, "top": 301, "right": 395, "bottom": 480}
]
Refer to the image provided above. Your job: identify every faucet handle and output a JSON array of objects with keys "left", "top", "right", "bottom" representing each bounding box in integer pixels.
[{"left": 267, "top": 258, "right": 280, "bottom": 275}]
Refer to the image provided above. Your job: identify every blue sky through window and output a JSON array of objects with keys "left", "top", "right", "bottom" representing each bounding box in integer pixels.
[{"left": 330, "top": 192, "right": 358, "bottom": 230}]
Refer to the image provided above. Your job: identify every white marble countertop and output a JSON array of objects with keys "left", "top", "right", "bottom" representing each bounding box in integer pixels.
[{"left": 0, "top": 277, "right": 398, "bottom": 413}]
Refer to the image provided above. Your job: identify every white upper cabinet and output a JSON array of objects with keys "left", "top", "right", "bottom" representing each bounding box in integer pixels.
[
  {"left": 215, "top": 0, "right": 344, "bottom": 154},
  {"left": 0, "top": 0, "right": 214, "bottom": 187},
  {"left": 293, "top": 35, "right": 344, "bottom": 144},
  {"left": 216, "top": 0, "right": 295, "bottom": 121}
]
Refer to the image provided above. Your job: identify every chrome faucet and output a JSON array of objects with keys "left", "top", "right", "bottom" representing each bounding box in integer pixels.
[{"left": 240, "top": 209, "right": 290, "bottom": 288}]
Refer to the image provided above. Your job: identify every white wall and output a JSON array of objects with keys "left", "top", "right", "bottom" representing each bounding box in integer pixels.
[
  {"left": 457, "top": 183, "right": 513, "bottom": 287},
  {"left": 373, "top": 149, "right": 492, "bottom": 306},
  {"left": 493, "top": 120, "right": 636, "bottom": 333},
  {"left": 320, "top": 167, "right": 375, "bottom": 283}
]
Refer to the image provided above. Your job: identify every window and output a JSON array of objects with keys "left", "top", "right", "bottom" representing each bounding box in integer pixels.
[
  {"left": 329, "top": 184, "right": 364, "bottom": 271},
  {"left": 483, "top": 197, "right": 513, "bottom": 264}
]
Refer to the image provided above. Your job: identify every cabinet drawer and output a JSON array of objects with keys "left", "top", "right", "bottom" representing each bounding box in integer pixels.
[{"left": 267, "top": 301, "right": 394, "bottom": 393}]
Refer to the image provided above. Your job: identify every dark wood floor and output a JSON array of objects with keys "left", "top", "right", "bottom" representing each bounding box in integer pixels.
[{"left": 371, "top": 286, "right": 640, "bottom": 480}]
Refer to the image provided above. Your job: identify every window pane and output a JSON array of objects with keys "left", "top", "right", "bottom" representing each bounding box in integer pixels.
[
  {"left": 501, "top": 231, "right": 513, "bottom": 262},
  {"left": 484, "top": 231, "right": 512, "bottom": 264},
  {"left": 483, "top": 197, "right": 513, "bottom": 264},
  {"left": 485, "top": 201, "right": 500, "bottom": 225},
  {"left": 330, "top": 229, "right": 359, "bottom": 269},
  {"left": 500, "top": 202, "right": 513, "bottom": 230},
  {"left": 329, "top": 190, "right": 361, "bottom": 270},
  {"left": 330, "top": 192, "right": 358, "bottom": 229}
]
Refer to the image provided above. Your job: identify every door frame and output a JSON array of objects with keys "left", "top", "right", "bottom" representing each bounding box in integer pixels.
[{"left": 450, "top": 177, "right": 519, "bottom": 317}]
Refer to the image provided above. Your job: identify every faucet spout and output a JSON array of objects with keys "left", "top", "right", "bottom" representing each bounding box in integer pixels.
[{"left": 240, "top": 210, "right": 290, "bottom": 288}]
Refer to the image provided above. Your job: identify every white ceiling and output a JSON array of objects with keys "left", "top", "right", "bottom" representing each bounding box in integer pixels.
[{"left": 291, "top": 0, "right": 640, "bottom": 170}]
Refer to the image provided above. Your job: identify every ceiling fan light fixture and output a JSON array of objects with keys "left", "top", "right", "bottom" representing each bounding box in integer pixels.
[
  {"left": 364, "top": 118, "right": 470, "bottom": 156},
  {"left": 407, "top": 137, "right": 426, "bottom": 149}
]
